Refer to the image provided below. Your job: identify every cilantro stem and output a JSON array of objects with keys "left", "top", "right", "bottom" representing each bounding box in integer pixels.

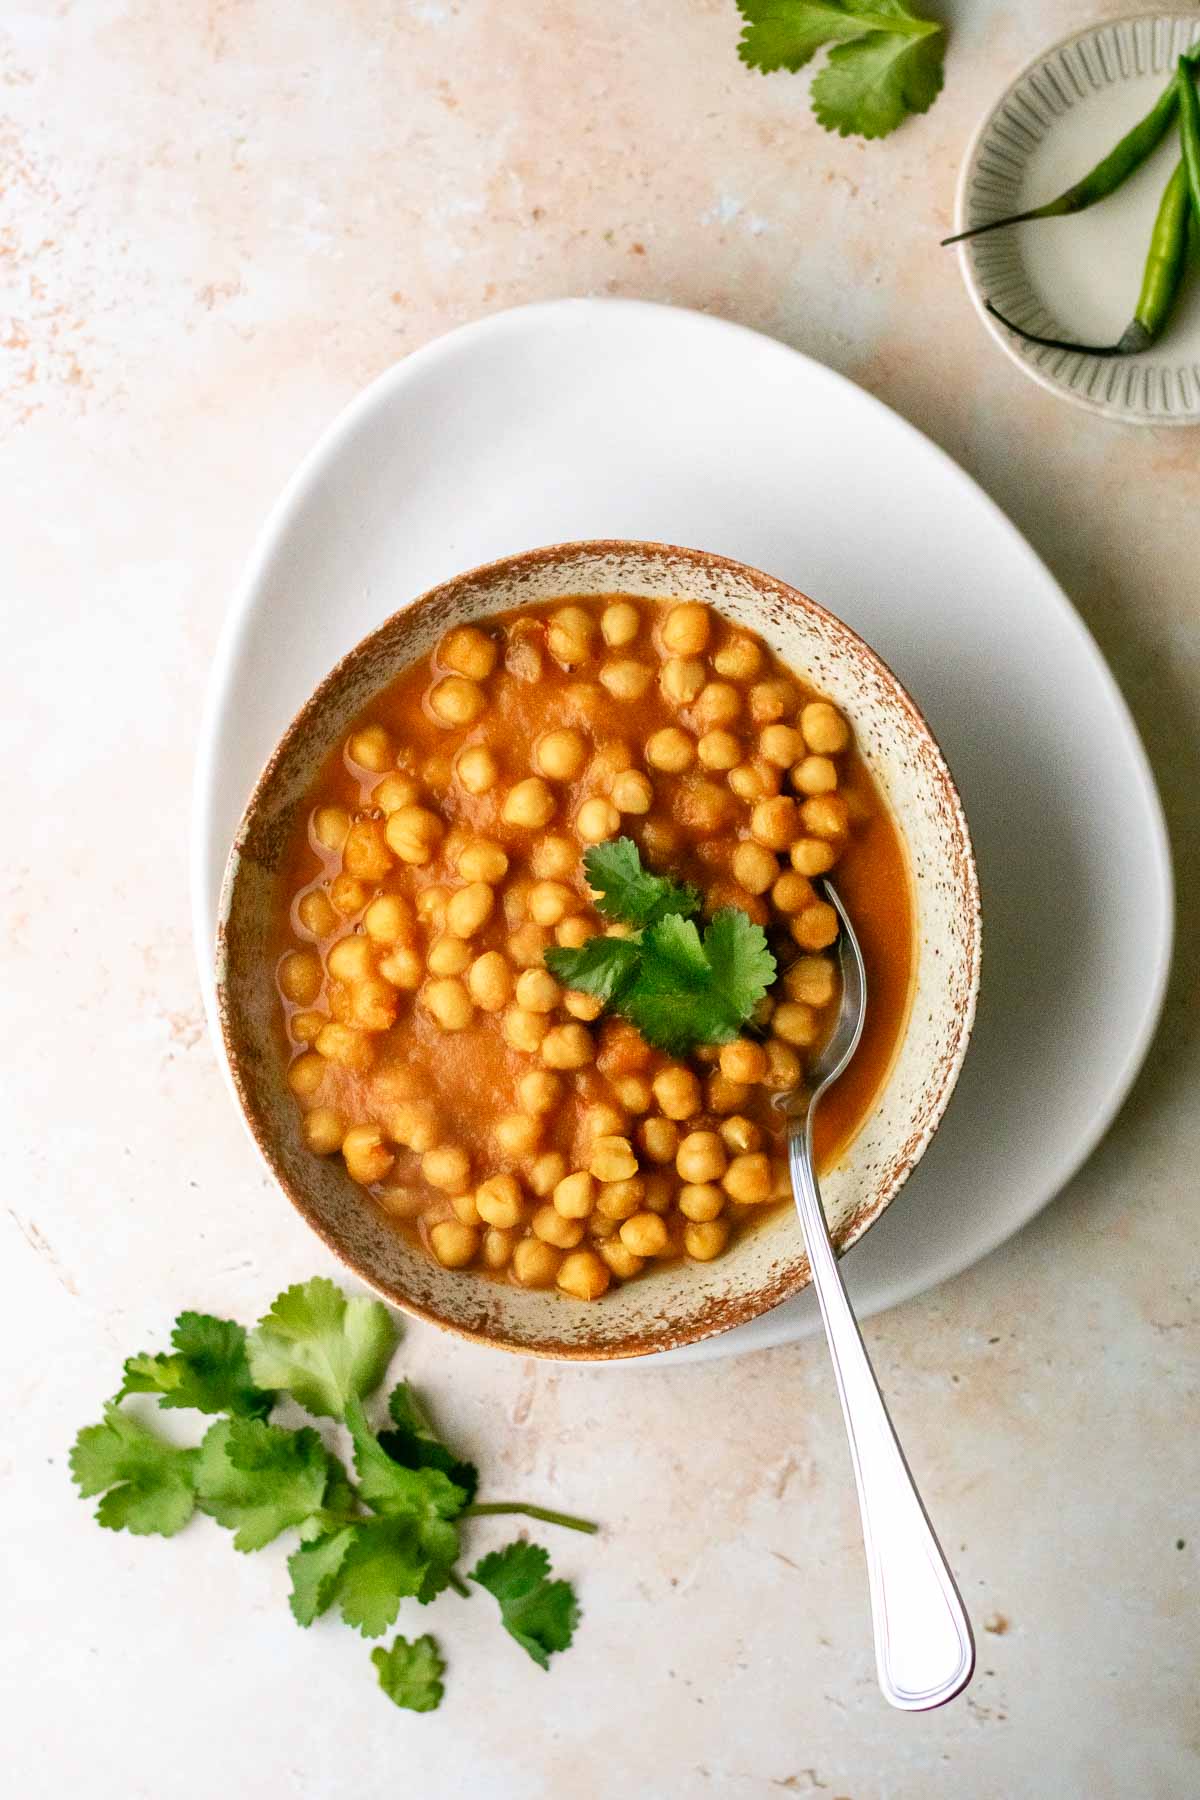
[
  {"left": 448, "top": 1570, "right": 470, "bottom": 1597},
  {"left": 462, "top": 1502, "right": 599, "bottom": 1535}
]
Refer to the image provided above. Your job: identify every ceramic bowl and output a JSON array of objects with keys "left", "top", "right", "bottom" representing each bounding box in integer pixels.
[{"left": 216, "top": 540, "right": 981, "bottom": 1359}]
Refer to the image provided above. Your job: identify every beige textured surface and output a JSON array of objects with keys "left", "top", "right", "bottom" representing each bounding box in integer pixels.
[{"left": 1, "top": 4, "right": 1196, "bottom": 1797}]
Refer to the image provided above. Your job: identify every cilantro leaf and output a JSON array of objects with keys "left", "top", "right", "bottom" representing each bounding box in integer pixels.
[
  {"left": 621, "top": 909, "right": 775, "bottom": 1054},
  {"left": 345, "top": 1397, "right": 468, "bottom": 1523},
  {"left": 371, "top": 1633, "right": 446, "bottom": 1713},
  {"left": 195, "top": 1418, "right": 329, "bottom": 1551},
  {"left": 582, "top": 838, "right": 700, "bottom": 929},
  {"left": 470, "top": 1540, "right": 580, "bottom": 1670},
  {"left": 378, "top": 1380, "right": 479, "bottom": 1504},
  {"left": 335, "top": 1517, "right": 433, "bottom": 1637},
  {"left": 247, "top": 1278, "right": 397, "bottom": 1419},
  {"left": 544, "top": 934, "right": 641, "bottom": 1004},
  {"left": 737, "top": 0, "right": 944, "bottom": 141},
  {"left": 118, "top": 1312, "right": 273, "bottom": 1419},
  {"left": 70, "top": 1403, "right": 198, "bottom": 1537},
  {"left": 288, "top": 1525, "right": 359, "bottom": 1626}
]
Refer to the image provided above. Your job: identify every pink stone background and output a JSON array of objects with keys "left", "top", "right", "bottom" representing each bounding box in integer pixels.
[{"left": 2, "top": 4, "right": 1198, "bottom": 1797}]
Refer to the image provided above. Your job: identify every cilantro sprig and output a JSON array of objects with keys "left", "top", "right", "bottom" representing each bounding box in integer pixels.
[
  {"left": 71, "top": 1279, "right": 595, "bottom": 1713},
  {"left": 545, "top": 838, "right": 776, "bottom": 1053},
  {"left": 736, "top": 0, "right": 946, "bottom": 142}
]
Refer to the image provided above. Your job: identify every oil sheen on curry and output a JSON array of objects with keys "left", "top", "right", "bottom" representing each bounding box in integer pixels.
[{"left": 272, "top": 596, "right": 913, "bottom": 1303}]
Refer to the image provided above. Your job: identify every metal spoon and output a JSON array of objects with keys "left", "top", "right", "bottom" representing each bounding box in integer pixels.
[{"left": 780, "top": 882, "right": 975, "bottom": 1710}]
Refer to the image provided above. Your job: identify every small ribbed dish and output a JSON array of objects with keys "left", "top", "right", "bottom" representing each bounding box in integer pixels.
[{"left": 955, "top": 11, "right": 1200, "bottom": 424}]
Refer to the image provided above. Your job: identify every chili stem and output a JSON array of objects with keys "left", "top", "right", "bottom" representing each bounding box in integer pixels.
[
  {"left": 944, "top": 42, "right": 1200, "bottom": 246},
  {"left": 462, "top": 1501, "right": 600, "bottom": 1535}
]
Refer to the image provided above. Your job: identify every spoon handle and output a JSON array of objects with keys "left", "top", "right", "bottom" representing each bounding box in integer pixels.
[{"left": 787, "top": 1125, "right": 975, "bottom": 1711}]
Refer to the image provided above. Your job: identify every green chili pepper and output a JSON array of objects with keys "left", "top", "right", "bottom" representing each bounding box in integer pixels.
[
  {"left": 1177, "top": 57, "right": 1200, "bottom": 222},
  {"left": 986, "top": 152, "right": 1191, "bottom": 357},
  {"left": 943, "top": 42, "right": 1200, "bottom": 247}
]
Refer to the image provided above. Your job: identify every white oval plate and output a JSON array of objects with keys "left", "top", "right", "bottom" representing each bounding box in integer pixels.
[
  {"left": 955, "top": 11, "right": 1200, "bottom": 424},
  {"left": 191, "top": 298, "right": 1172, "bottom": 1365}
]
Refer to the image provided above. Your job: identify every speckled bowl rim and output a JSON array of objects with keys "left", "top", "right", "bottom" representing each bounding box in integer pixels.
[{"left": 216, "top": 539, "right": 981, "bottom": 1359}]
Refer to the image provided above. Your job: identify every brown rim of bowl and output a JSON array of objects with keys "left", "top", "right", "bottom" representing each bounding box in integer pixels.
[{"left": 216, "top": 538, "right": 982, "bottom": 1358}]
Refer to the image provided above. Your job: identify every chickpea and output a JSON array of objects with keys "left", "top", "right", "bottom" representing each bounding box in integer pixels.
[
  {"left": 429, "top": 1220, "right": 479, "bottom": 1268},
  {"left": 620, "top": 1212, "right": 670, "bottom": 1257},
  {"left": 790, "top": 837, "right": 838, "bottom": 877},
  {"left": 421, "top": 977, "right": 474, "bottom": 1031},
  {"left": 719, "top": 1039, "right": 767, "bottom": 1085},
  {"left": 728, "top": 760, "right": 779, "bottom": 804},
  {"left": 661, "top": 602, "right": 711, "bottom": 656},
  {"left": 748, "top": 678, "right": 797, "bottom": 725},
  {"left": 378, "top": 944, "right": 423, "bottom": 989},
  {"left": 610, "top": 1074, "right": 652, "bottom": 1114},
  {"left": 532, "top": 1204, "right": 585, "bottom": 1249},
  {"left": 698, "top": 729, "right": 742, "bottom": 772},
  {"left": 363, "top": 894, "right": 413, "bottom": 945},
  {"left": 800, "top": 700, "right": 850, "bottom": 754},
  {"left": 315, "top": 1023, "right": 374, "bottom": 1071},
  {"left": 518, "top": 1069, "right": 563, "bottom": 1115},
  {"left": 347, "top": 977, "right": 400, "bottom": 1032},
  {"left": 600, "top": 658, "right": 653, "bottom": 702},
  {"left": 287, "top": 1051, "right": 326, "bottom": 1098},
  {"left": 502, "top": 777, "right": 556, "bottom": 830},
  {"left": 341, "top": 1125, "right": 394, "bottom": 1186},
  {"left": 297, "top": 890, "right": 338, "bottom": 939},
  {"left": 588, "top": 739, "right": 635, "bottom": 786},
  {"left": 456, "top": 744, "right": 499, "bottom": 794},
  {"left": 784, "top": 956, "right": 837, "bottom": 1007},
  {"left": 457, "top": 838, "right": 509, "bottom": 884},
  {"left": 495, "top": 1112, "right": 542, "bottom": 1158},
  {"left": 793, "top": 754, "right": 838, "bottom": 797},
  {"left": 731, "top": 840, "right": 777, "bottom": 896},
  {"left": 799, "top": 794, "right": 850, "bottom": 842},
  {"left": 347, "top": 725, "right": 393, "bottom": 772},
  {"left": 675, "top": 779, "right": 736, "bottom": 836},
  {"left": 759, "top": 724, "right": 804, "bottom": 768},
  {"left": 660, "top": 657, "right": 706, "bottom": 706},
  {"left": 523, "top": 881, "right": 572, "bottom": 927},
  {"left": 508, "top": 922, "right": 548, "bottom": 969},
  {"left": 503, "top": 881, "right": 530, "bottom": 928},
  {"left": 530, "top": 835, "right": 576, "bottom": 880},
  {"left": 529, "top": 1150, "right": 568, "bottom": 1197},
  {"left": 443, "top": 881, "right": 494, "bottom": 940},
  {"left": 422, "top": 752, "right": 454, "bottom": 794},
  {"left": 385, "top": 805, "right": 444, "bottom": 865},
  {"left": 450, "top": 1190, "right": 482, "bottom": 1227},
  {"left": 610, "top": 769, "right": 653, "bottom": 815},
  {"left": 771, "top": 870, "right": 815, "bottom": 916},
  {"left": 555, "top": 916, "right": 594, "bottom": 949},
  {"left": 429, "top": 675, "right": 486, "bottom": 728},
  {"left": 557, "top": 1249, "right": 610, "bottom": 1300},
  {"left": 535, "top": 728, "right": 588, "bottom": 782},
  {"left": 326, "top": 936, "right": 374, "bottom": 983},
  {"left": 598, "top": 1239, "right": 644, "bottom": 1280},
  {"left": 685, "top": 1219, "right": 730, "bottom": 1262},
  {"left": 502, "top": 1006, "right": 550, "bottom": 1053},
  {"left": 583, "top": 1101, "right": 627, "bottom": 1142},
  {"left": 372, "top": 773, "right": 421, "bottom": 815},
  {"left": 302, "top": 1108, "right": 345, "bottom": 1155},
  {"left": 291, "top": 1009, "right": 328, "bottom": 1045},
  {"left": 645, "top": 727, "right": 695, "bottom": 773},
  {"left": 439, "top": 624, "right": 498, "bottom": 682},
  {"left": 713, "top": 635, "right": 762, "bottom": 681},
  {"left": 773, "top": 1001, "right": 819, "bottom": 1048},
  {"left": 541, "top": 1023, "right": 594, "bottom": 1070},
  {"left": 602, "top": 601, "right": 640, "bottom": 647},
  {"left": 678, "top": 1182, "right": 725, "bottom": 1222},
  {"left": 588, "top": 1135, "right": 637, "bottom": 1183},
  {"left": 722, "top": 1152, "right": 772, "bottom": 1204},
  {"left": 340, "top": 820, "right": 391, "bottom": 882},
  {"left": 638, "top": 1116, "right": 679, "bottom": 1164},
  {"left": 512, "top": 1238, "right": 562, "bottom": 1288},
  {"left": 475, "top": 1173, "right": 526, "bottom": 1229},
  {"left": 693, "top": 682, "right": 742, "bottom": 731},
  {"left": 676, "top": 1131, "right": 728, "bottom": 1184},
  {"left": 547, "top": 604, "right": 595, "bottom": 666},
  {"left": 750, "top": 795, "right": 800, "bottom": 851},
  {"left": 553, "top": 1171, "right": 596, "bottom": 1219},
  {"left": 313, "top": 806, "right": 351, "bottom": 851},
  {"left": 762, "top": 1040, "right": 801, "bottom": 1092},
  {"left": 593, "top": 1177, "right": 643, "bottom": 1221},
  {"left": 422, "top": 1145, "right": 472, "bottom": 1193},
  {"left": 720, "top": 1115, "right": 763, "bottom": 1155},
  {"left": 482, "top": 1226, "right": 518, "bottom": 1271},
  {"left": 279, "top": 949, "right": 323, "bottom": 1005},
  {"left": 706, "top": 1071, "right": 750, "bottom": 1114},
  {"left": 329, "top": 874, "right": 369, "bottom": 918},
  {"left": 560, "top": 991, "right": 600, "bottom": 1025},
  {"left": 389, "top": 1103, "right": 440, "bottom": 1153},
  {"left": 791, "top": 903, "right": 840, "bottom": 952},
  {"left": 652, "top": 1067, "right": 701, "bottom": 1122},
  {"left": 576, "top": 796, "right": 620, "bottom": 844}
]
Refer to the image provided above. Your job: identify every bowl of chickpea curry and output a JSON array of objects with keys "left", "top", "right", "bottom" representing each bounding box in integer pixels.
[{"left": 217, "top": 541, "right": 980, "bottom": 1358}]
